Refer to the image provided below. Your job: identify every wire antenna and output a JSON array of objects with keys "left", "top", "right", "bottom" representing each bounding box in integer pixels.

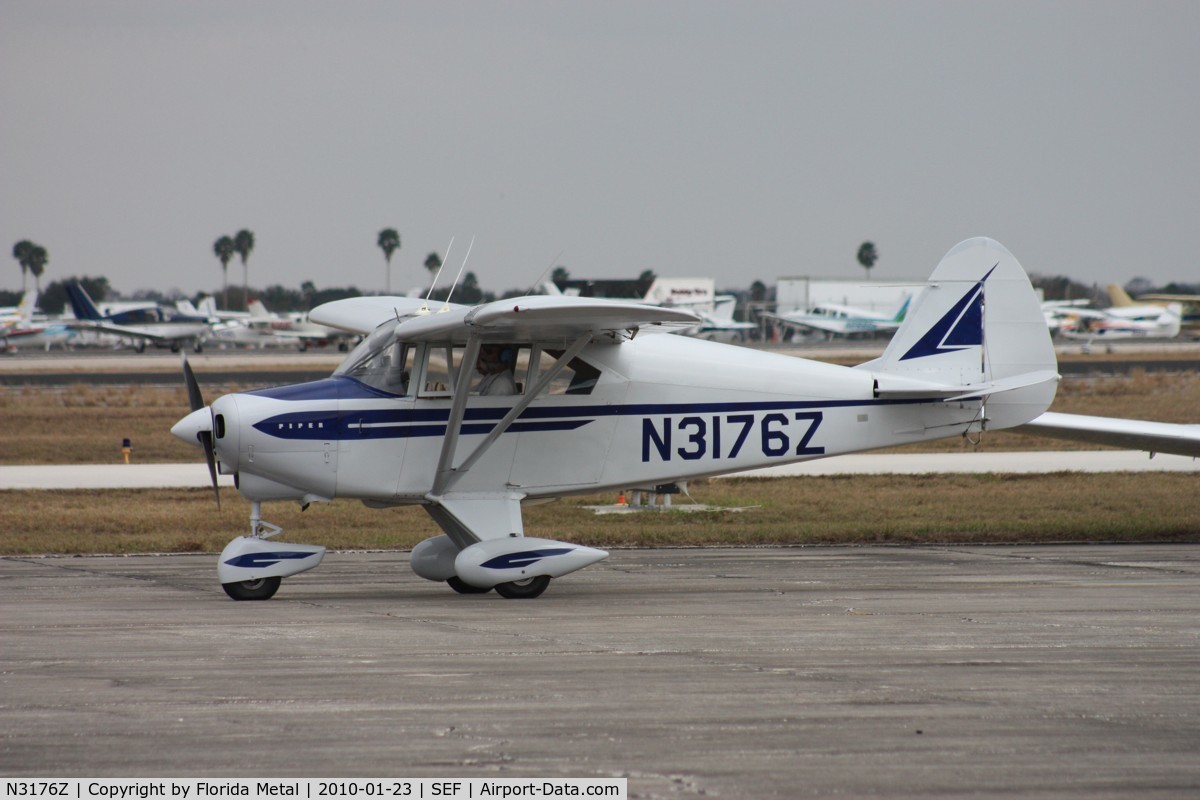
[
  {"left": 418, "top": 237, "right": 454, "bottom": 315},
  {"left": 526, "top": 250, "right": 565, "bottom": 296},
  {"left": 440, "top": 236, "right": 475, "bottom": 311}
]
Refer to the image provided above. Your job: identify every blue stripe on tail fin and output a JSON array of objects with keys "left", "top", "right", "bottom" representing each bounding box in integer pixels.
[{"left": 899, "top": 265, "right": 994, "bottom": 361}]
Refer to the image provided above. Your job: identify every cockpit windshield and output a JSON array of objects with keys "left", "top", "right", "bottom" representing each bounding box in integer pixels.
[{"left": 333, "top": 320, "right": 412, "bottom": 394}]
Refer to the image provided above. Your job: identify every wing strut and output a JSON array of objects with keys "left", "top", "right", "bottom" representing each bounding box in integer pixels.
[
  {"left": 430, "top": 337, "right": 482, "bottom": 496},
  {"left": 430, "top": 332, "right": 593, "bottom": 497}
]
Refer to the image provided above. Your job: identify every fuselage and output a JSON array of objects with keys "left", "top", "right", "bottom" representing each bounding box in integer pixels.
[{"left": 206, "top": 335, "right": 985, "bottom": 505}]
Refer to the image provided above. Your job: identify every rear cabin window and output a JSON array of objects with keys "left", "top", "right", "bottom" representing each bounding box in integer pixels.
[{"left": 535, "top": 349, "right": 601, "bottom": 395}]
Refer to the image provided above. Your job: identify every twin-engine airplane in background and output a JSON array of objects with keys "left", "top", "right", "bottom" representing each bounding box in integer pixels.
[
  {"left": 171, "top": 238, "right": 1200, "bottom": 601},
  {"left": 66, "top": 282, "right": 214, "bottom": 352}
]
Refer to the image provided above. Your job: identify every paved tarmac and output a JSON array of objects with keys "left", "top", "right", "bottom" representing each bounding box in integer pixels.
[{"left": 3, "top": 545, "right": 1199, "bottom": 798}]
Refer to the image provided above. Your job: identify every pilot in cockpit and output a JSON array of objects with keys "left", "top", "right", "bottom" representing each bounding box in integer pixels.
[{"left": 474, "top": 344, "right": 518, "bottom": 396}]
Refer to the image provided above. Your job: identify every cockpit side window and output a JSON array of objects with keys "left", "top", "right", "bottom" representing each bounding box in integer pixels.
[
  {"left": 419, "top": 344, "right": 463, "bottom": 398},
  {"left": 334, "top": 322, "right": 413, "bottom": 395}
]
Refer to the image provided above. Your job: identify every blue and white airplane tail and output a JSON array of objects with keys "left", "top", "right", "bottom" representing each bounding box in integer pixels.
[
  {"left": 65, "top": 282, "right": 105, "bottom": 321},
  {"left": 859, "top": 238, "right": 1059, "bottom": 430}
]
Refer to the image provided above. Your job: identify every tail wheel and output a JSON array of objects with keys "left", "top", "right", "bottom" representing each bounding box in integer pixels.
[
  {"left": 447, "top": 576, "right": 492, "bottom": 595},
  {"left": 222, "top": 576, "right": 282, "bottom": 601},
  {"left": 494, "top": 575, "right": 551, "bottom": 599}
]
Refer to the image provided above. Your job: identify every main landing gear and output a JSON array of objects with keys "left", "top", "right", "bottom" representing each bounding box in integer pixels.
[
  {"left": 223, "top": 576, "right": 283, "bottom": 601},
  {"left": 445, "top": 574, "right": 553, "bottom": 599}
]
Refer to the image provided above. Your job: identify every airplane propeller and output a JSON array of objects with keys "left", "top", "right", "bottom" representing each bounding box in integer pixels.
[{"left": 180, "top": 355, "right": 221, "bottom": 508}]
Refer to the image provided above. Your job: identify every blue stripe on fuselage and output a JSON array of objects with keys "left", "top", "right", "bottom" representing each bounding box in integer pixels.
[{"left": 247, "top": 385, "right": 956, "bottom": 442}]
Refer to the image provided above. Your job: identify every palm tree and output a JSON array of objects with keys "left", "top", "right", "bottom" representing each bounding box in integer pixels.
[
  {"left": 233, "top": 229, "right": 255, "bottom": 309},
  {"left": 857, "top": 241, "right": 878, "bottom": 280},
  {"left": 424, "top": 252, "right": 442, "bottom": 285},
  {"left": 377, "top": 228, "right": 400, "bottom": 294},
  {"left": 27, "top": 244, "right": 48, "bottom": 291},
  {"left": 12, "top": 240, "right": 33, "bottom": 292},
  {"left": 213, "top": 235, "right": 235, "bottom": 308}
]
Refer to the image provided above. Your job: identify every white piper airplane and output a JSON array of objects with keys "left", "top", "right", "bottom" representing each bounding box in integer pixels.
[{"left": 171, "top": 238, "right": 1200, "bottom": 601}]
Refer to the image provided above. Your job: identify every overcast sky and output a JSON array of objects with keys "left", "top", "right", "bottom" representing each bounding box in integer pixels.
[{"left": 3, "top": 1, "right": 1198, "bottom": 298}]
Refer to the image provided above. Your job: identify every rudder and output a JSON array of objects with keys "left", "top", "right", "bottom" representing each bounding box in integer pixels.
[{"left": 863, "top": 238, "right": 1058, "bottom": 430}]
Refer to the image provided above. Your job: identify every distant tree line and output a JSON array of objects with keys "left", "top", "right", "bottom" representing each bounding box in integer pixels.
[{"left": 8, "top": 233, "right": 1198, "bottom": 317}]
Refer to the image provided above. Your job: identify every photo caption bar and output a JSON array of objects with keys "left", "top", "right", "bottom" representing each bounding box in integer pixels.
[{"left": 1, "top": 780, "right": 627, "bottom": 800}]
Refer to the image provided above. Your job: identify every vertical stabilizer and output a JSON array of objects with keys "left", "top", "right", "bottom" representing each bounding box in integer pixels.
[
  {"left": 862, "top": 238, "right": 1058, "bottom": 429},
  {"left": 17, "top": 289, "right": 38, "bottom": 325},
  {"left": 65, "top": 283, "right": 105, "bottom": 321},
  {"left": 1106, "top": 284, "right": 1137, "bottom": 307}
]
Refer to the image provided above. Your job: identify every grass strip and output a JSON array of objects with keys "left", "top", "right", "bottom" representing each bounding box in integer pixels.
[{"left": 2, "top": 473, "right": 1196, "bottom": 556}]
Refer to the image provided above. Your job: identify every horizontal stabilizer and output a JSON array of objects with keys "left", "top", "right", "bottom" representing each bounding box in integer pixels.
[
  {"left": 872, "top": 369, "right": 1059, "bottom": 401},
  {"left": 1020, "top": 412, "right": 1200, "bottom": 458}
]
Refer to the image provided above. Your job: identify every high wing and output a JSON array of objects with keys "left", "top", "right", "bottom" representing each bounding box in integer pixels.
[
  {"left": 309, "top": 297, "right": 463, "bottom": 334},
  {"left": 311, "top": 294, "right": 701, "bottom": 341},
  {"left": 1019, "top": 412, "right": 1200, "bottom": 458}
]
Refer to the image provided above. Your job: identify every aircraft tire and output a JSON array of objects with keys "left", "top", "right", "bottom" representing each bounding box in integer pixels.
[
  {"left": 446, "top": 576, "right": 492, "bottom": 595},
  {"left": 222, "top": 576, "right": 282, "bottom": 601},
  {"left": 494, "top": 575, "right": 551, "bottom": 599}
]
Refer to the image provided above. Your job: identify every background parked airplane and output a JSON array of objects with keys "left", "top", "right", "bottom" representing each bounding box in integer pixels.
[
  {"left": 65, "top": 282, "right": 215, "bottom": 352},
  {"left": 246, "top": 299, "right": 357, "bottom": 350},
  {"left": 0, "top": 289, "right": 76, "bottom": 352},
  {"left": 1057, "top": 302, "right": 1183, "bottom": 344},
  {"left": 1119, "top": 285, "right": 1200, "bottom": 337},
  {"left": 0, "top": 289, "right": 39, "bottom": 332},
  {"left": 761, "top": 295, "right": 911, "bottom": 338}
]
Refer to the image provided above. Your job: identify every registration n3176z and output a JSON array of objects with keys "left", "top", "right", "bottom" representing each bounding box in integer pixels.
[
  {"left": 6, "top": 784, "right": 70, "bottom": 797},
  {"left": 641, "top": 411, "right": 825, "bottom": 462}
]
